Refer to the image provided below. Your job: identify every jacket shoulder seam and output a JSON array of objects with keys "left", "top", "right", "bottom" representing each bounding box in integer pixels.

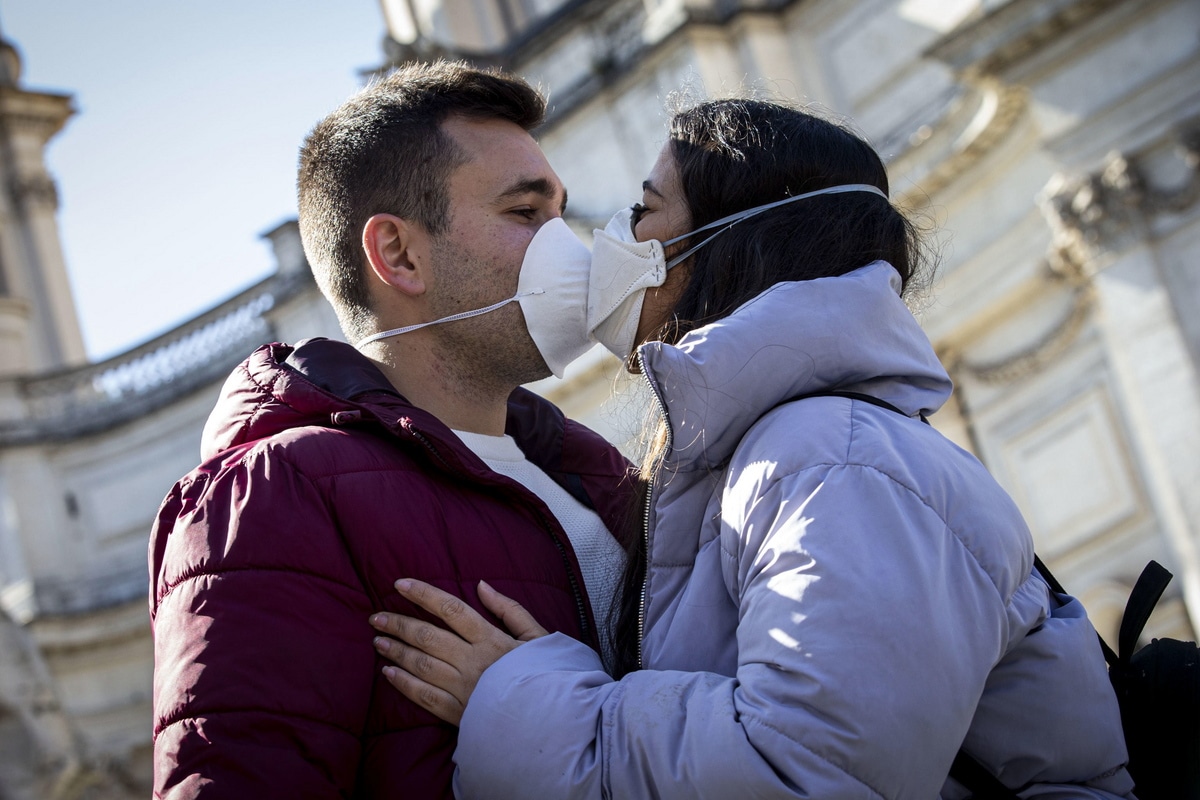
[
  {"left": 227, "top": 425, "right": 418, "bottom": 479},
  {"left": 738, "top": 400, "right": 1005, "bottom": 603},
  {"left": 156, "top": 564, "right": 367, "bottom": 612},
  {"left": 233, "top": 360, "right": 339, "bottom": 449},
  {"left": 736, "top": 459, "right": 1005, "bottom": 604},
  {"left": 155, "top": 453, "right": 356, "bottom": 609},
  {"left": 245, "top": 359, "right": 301, "bottom": 441}
]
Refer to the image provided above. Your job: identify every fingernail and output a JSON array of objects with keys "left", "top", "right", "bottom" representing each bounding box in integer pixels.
[
  {"left": 395, "top": 579, "right": 412, "bottom": 593},
  {"left": 373, "top": 636, "right": 386, "bottom": 650},
  {"left": 382, "top": 666, "right": 397, "bottom": 679},
  {"left": 370, "top": 614, "right": 386, "bottom": 627},
  {"left": 478, "top": 579, "right": 493, "bottom": 593}
]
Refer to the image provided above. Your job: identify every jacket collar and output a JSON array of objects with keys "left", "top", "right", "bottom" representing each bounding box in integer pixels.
[
  {"left": 283, "top": 336, "right": 399, "bottom": 402},
  {"left": 200, "top": 337, "right": 627, "bottom": 516},
  {"left": 637, "top": 261, "right": 953, "bottom": 471},
  {"left": 278, "top": 339, "right": 579, "bottom": 480}
]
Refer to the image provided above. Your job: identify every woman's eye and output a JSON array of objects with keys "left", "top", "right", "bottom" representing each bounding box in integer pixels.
[{"left": 630, "top": 203, "right": 648, "bottom": 228}]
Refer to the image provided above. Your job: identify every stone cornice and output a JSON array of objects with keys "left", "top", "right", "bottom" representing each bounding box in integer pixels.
[
  {"left": 374, "top": 0, "right": 806, "bottom": 133},
  {"left": 0, "top": 85, "right": 74, "bottom": 142},
  {"left": 28, "top": 592, "right": 149, "bottom": 652},
  {"left": 379, "top": 0, "right": 803, "bottom": 70},
  {"left": 925, "top": 0, "right": 1127, "bottom": 80},
  {"left": 378, "top": 0, "right": 596, "bottom": 71}
]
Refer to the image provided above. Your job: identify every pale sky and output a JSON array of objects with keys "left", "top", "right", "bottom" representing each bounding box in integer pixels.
[{"left": 2, "top": 1, "right": 385, "bottom": 359}]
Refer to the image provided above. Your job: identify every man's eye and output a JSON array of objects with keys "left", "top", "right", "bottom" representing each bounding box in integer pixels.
[{"left": 511, "top": 208, "right": 537, "bottom": 219}]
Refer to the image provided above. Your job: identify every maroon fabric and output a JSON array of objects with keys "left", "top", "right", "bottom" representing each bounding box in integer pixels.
[{"left": 149, "top": 339, "right": 634, "bottom": 799}]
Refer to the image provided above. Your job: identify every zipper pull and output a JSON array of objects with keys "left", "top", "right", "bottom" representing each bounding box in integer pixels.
[{"left": 330, "top": 410, "right": 362, "bottom": 426}]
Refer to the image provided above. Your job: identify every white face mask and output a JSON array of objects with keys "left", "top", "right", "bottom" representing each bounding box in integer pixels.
[
  {"left": 358, "top": 182, "right": 888, "bottom": 372},
  {"left": 587, "top": 182, "right": 890, "bottom": 360},
  {"left": 355, "top": 217, "right": 594, "bottom": 379}
]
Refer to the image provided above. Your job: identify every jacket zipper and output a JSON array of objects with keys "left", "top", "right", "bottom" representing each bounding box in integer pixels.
[
  {"left": 538, "top": 513, "right": 592, "bottom": 646},
  {"left": 407, "top": 425, "right": 456, "bottom": 472},
  {"left": 637, "top": 351, "right": 672, "bottom": 670},
  {"left": 408, "top": 422, "right": 593, "bottom": 646}
]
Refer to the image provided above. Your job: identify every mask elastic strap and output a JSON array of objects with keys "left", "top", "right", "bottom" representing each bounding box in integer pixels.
[
  {"left": 663, "top": 183, "right": 888, "bottom": 269},
  {"left": 357, "top": 289, "right": 545, "bottom": 347}
]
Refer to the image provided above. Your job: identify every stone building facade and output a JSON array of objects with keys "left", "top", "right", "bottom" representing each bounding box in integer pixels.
[
  {"left": 0, "top": 0, "right": 1197, "bottom": 795},
  {"left": 379, "top": 0, "right": 1200, "bottom": 637}
]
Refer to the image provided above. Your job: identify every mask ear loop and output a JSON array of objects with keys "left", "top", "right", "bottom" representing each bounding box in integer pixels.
[
  {"left": 661, "top": 183, "right": 888, "bottom": 269},
  {"left": 357, "top": 289, "right": 546, "bottom": 347}
]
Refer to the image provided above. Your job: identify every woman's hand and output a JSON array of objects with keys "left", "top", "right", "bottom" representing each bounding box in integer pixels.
[{"left": 369, "top": 578, "right": 549, "bottom": 725}]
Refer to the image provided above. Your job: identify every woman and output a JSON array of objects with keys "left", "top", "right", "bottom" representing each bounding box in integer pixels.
[{"left": 370, "top": 99, "right": 1134, "bottom": 798}]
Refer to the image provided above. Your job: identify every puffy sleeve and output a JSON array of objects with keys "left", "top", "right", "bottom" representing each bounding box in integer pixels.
[
  {"left": 455, "top": 462, "right": 1008, "bottom": 799},
  {"left": 149, "top": 446, "right": 377, "bottom": 799}
]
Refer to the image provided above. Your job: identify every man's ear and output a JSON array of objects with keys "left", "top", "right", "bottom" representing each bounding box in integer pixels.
[{"left": 362, "top": 213, "right": 428, "bottom": 297}]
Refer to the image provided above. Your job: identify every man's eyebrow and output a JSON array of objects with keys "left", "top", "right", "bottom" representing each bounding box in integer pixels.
[
  {"left": 496, "top": 177, "right": 565, "bottom": 210},
  {"left": 495, "top": 176, "right": 568, "bottom": 215},
  {"left": 642, "top": 179, "right": 663, "bottom": 198}
]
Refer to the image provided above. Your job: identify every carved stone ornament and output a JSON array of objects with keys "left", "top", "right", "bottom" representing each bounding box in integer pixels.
[
  {"left": 958, "top": 122, "right": 1200, "bottom": 384},
  {"left": 7, "top": 172, "right": 58, "bottom": 212},
  {"left": 957, "top": 285, "right": 1096, "bottom": 384},
  {"left": 1040, "top": 122, "right": 1200, "bottom": 282},
  {"left": 896, "top": 80, "right": 1028, "bottom": 210}
]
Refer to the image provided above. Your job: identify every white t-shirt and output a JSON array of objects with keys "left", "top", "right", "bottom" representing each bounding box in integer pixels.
[{"left": 454, "top": 429, "right": 626, "bottom": 671}]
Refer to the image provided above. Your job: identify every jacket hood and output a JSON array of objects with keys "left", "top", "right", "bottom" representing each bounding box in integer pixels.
[{"left": 637, "top": 261, "right": 953, "bottom": 470}]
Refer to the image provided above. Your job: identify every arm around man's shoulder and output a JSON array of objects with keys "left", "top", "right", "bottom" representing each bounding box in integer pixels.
[{"left": 149, "top": 436, "right": 376, "bottom": 799}]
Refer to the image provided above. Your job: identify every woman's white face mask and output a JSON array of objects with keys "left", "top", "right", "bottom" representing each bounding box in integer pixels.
[{"left": 358, "top": 183, "right": 888, "bottom": 377}]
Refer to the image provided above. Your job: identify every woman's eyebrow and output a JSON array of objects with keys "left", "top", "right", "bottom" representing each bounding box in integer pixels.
[{"left": 642, "top": 179, "right": 663, "bottom": 198}]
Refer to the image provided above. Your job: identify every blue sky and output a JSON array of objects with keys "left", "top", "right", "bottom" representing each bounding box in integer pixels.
[{"left": 2, "top": 1, "right": 385, "bottom": 359}]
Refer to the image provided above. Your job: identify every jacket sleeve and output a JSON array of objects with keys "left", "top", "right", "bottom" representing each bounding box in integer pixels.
[
  {"left": 454, "top": 463, "right": 1012, "bottom": 799},
  {"left": 150, "top": 446, "right": 376, "bottom": 799}
]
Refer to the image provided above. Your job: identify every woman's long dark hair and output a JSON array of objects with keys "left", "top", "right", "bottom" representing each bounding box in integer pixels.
[{"left": 609, "top": 99, "right": 931, "bottom": 678}]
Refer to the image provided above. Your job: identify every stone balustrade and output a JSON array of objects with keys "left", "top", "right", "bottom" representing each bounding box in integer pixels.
[{"left": 0, "top": 269, "right": 312, "bottom": 446}]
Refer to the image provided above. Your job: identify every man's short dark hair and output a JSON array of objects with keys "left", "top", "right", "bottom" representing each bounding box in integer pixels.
[{"left": 297, "top": 60, "right": 546, "bottom": 340}]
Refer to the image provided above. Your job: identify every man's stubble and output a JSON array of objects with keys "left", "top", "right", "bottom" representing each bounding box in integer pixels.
[{"left": 426, "top": 232, "right": 551, "bottom": 401}]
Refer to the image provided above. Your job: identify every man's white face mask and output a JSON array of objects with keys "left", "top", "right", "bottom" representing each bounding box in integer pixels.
[
  {"left": 358, "top": 183, "right": 888, "bottom": 376},
  {"left": 353, "top": 218, "right": 593, "bottom": 377}
]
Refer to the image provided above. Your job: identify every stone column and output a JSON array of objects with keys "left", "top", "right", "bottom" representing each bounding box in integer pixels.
[{"left": 0, "top": 37, "right": 86, "bottom": 374}]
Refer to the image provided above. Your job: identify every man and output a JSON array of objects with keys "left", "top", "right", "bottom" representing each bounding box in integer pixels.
[{"left": 149, "top": 62, "right": 631, "bottom": 799}]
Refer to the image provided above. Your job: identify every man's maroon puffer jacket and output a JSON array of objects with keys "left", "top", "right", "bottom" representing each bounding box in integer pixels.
[{"left": 149, "top": 338, "right": 633, "bottom": 799}]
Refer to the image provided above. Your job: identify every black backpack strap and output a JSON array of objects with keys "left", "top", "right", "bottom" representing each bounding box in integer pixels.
[
  {"left": 1035, "top": 554, "right": 1139, "bottom": 668},
  {"left": 1118, "top": 560, "right": 1172, "bottom": 662},
  {"left": 949, "top": 750, "right": 1021, "bottom": 799},
  {"left": 1033, "top": 554, "right": 1066, "bottom": 595}
]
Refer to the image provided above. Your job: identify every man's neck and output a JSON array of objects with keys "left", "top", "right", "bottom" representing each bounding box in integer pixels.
[{"left": 363, "top": 341, "right": 512, "bottom": 436}]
